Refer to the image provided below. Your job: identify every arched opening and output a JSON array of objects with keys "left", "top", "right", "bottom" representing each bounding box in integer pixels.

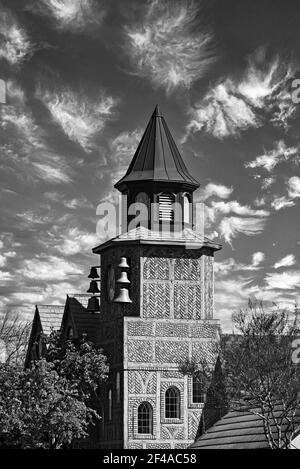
[
  {"left": 183, "top": 193, "right": 191, "bottom": 225},
  {"left": 108, "top": 389, "right": 112, "bottom": 421},
  {"left": 165, "top": 387, "right": 180, "bottom": 419},
  {"left": 138, "top": 402, "right": 153, "bottom": 434},
  {"left": 158, "top": 193, "right": 175, "bottom": 223},
  {"left": 192, "top": 377, "right": 204, "bottom": 403},
  {"left": 116, "top": 372, "right": 121, "bottom": 404}
]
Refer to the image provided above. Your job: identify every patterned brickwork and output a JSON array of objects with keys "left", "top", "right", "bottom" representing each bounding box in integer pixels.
[
  {"left": 204, "top": 254, "right": 214, "bottom": 319},
  {"left": 188, "top": 412, "right": 200, "bottom": 440},
  {"left": 191, "top": 323, "right": 218, "bottom": 339},
  {"left": 155, "top": 340, "right": 189, "bottom": 363},
  {"left": 156, "top": 322, "right": 189, "bottom": 337},
  {"left": 160, "top": 425, "right": 185, "bottom": 440},
  {"left": 143, "top": 283, "right": 170, "bottom": 318},
  {"left": 174, "top": 284, "right": 201, "bottom": 319},
  {"left": 128, "top": 339, "right": 154, "bottom": 362},
  {"left": 144, "top": 257, "right": 170, "bottom": 280},
  {"left": 127, "top": 322, "right": 154, "bottom": 336},
  {"left": 174, "top": 258, "right": 200, "bottom": 280}
]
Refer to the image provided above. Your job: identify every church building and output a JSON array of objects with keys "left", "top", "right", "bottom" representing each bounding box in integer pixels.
[{"left": 92, "top": 106, "right": 222, "bottom": 449}]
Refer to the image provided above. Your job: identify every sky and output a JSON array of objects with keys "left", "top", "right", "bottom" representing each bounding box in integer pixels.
[{"left": 0, "top": 0, "right": 299, "bottom": 330}]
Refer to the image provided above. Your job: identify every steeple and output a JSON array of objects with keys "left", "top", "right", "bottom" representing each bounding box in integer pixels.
[{"left": 115, "top": 105, "right": 200, "bottom": 192}]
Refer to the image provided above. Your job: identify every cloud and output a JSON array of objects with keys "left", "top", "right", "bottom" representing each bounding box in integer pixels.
[
  {"left": 30, "top": 0, "right": 105, "bottom": 33},
  {"left": 33, "top": 161, "right": 72, "bottom": 184},
  {"left": 0, "top": 7, "right": 34, "bottom": 66},
  {"left": 274, "top": 254, "right": 296, "bottom": 270},
  {"left": 109, "top": 129, "right": 143, "bottom": 184},
  {"left": 252, "top": 251, "right": 265, "bottom": 267},
  {"left": 36, "top": 81, "right": 118, "bottom": 152},
  {"left": 209, "top": 200, "right": 269, "bottom": 218},
  {"left": 55, "top": 227, "right": 98, "bottom": 256},
  {"left": 185, "top": 48, "right": 296, "bottom": 139},
  {"left": 245, "top": 140, "right": 299, "bottom": 172},
  {"left": 271, "top": 196, "right": 295, "bottom": 211},
  {"left": 288, "top": 176, "right": 300, "bottom": 199},
  {"left": 265, "top": 270, "right": 300, "bottom": 290},
  {"left": 126, "top": 0, "right": 215, "bottom": 93},
  {"left": 20, "top": 255, "right": 83, "bottom": 281},
  {"left": 215, "top": 251, "right": 264, "bottom": 275},
  {"left": 201, "top": 183, "right": 233, "bottom": 200},
  {"left": 219, "top": 216, "right": 267, "bottom": 245},
  {"left": 271, "top": 176, "right": 300, "bottom": 211}
]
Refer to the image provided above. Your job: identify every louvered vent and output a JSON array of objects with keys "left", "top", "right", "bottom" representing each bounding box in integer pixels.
[{"left": 159, "top": 193, "right": 175, "bottom": 222}]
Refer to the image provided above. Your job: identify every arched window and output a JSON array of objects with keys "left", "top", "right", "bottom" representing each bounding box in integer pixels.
[
  {"left": 116, "top": 372, "right": 121, "bottom": 404},
  {"left": 158, "top": 193, "right": 175, "bottom": 222},
  {"left": 108, "top": 389, "right": 112, "bottom": 421},
  {"left": 183, "top": 193, "right": 191, "bottom": 225},
  {"left": 165, "top": 387, "right": 180, "bottom": 419},
  {"left": 138, "top": 402, "right": 153, "bottom": 434},
  {"left": 67, "top": 326, "right": 74, "bottom": 339},
  {"left": 192, "top": 377, "right": 204, "bottom": 403}
]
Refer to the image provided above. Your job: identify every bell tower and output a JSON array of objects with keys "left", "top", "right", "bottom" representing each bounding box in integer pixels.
[{"left": 92, "top": 106, "right": 221, "bottom": 449}]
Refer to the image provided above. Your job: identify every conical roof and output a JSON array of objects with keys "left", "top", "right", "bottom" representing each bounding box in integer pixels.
[{"left": 115, "top": 105, "right": 200, "bottom": 191}]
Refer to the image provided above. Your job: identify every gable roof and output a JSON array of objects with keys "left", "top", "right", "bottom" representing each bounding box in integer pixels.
[
  {"left": 36, "top": 305, "right": 64, "bottom": 336},
  {"left": 191, "top": 406, "right": 300, "bottom": 449},
  {"left": 66, "top": 296, "right": 100, "bottom": 343},
  {"left": 115, "top": 105, "right": 200, "bottom": 191}
]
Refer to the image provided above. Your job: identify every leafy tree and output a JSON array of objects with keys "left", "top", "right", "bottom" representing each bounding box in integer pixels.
[
  {"left": 0, "top": 333, "right": 108, "bottom": 449},
  {"left": 223, "top": 301, "right": 300, "bottom": 449}
]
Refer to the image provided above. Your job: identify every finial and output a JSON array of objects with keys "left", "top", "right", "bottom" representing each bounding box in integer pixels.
[{"left": 153, "top": 104, "right": 162, "bottom": 117}]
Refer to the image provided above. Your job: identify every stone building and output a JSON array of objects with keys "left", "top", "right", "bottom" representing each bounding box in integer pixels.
[{"left": 92, "top": 106, "right": 222, "bottom": 449}]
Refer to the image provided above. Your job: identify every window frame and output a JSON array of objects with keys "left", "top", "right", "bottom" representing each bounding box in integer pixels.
[
  {"left": 137, "top": 401, "right": 153, "bottom": 435},
  {"left": 165, "top": 386, "right": 181, "bottom": 419}
]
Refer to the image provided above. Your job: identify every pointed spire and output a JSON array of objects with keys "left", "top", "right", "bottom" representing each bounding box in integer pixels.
[{"left": 115, "top": 105, "right": 199, "bottom": 191}]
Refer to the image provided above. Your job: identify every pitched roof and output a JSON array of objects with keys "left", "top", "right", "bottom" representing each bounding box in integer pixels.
[
  {"left": 115, "top": 105, "right": 200, "bottom": 191},
  {"left": 191, "top": 406, "right": 300, "bottom": 449},
  {"left": 68, "top": 297, "right": 100, "bottom": 343},
  {"left": 36, "top": 305, "right": 64, "bottom": 336},
  {"left": 93, "top": 226, "right": 222, "bottom": 254}
]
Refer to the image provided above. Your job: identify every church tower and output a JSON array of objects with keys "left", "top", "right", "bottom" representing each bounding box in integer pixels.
[{"left": 92, "top": 106, "right": 221, "bottom": 449}]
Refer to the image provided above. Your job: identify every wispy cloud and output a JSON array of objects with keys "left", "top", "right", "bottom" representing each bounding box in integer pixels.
[
  {"left": 185, "top": 48, "right": 296, "bottom": 139},
  {"left": 271, "top": 176, "right": 300, "bottom": 211},
  {"left": 265, "top": 270, "right": 300, "bottom": 290},
  {"left": 200, "top": 182, "right": 233, "bottom": 201},
  {"left": 33, "top": 162, "right": 72, "bottom": 184},
  {"left": 29, "top": 0, "right": 105, "bottom": 33},
  {"left": 218, "top": 216, "right": 267, "bottom": 245},
  {"left": 215, "top": 251, "right": 265, "bottom": 274},
  {"left": 245, "top": 140, "right": 299, "bottom": 172},
  {"left": 20, "top": 255, "right": 83, "bottom": 281},
  {"left": 126, "top": 0, "right": 215, "bottom": 93},
  {"left": 36, "top": 81, "right": 118, "bottom": 152},
  {"left": 0, "top": 6, "right": 34, "bottom": 66},
  {"left": 274, "top": 254, "right": 296, "bottom": 270}
]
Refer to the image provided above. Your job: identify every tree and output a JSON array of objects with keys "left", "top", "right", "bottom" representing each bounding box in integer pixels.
[
  {"left": 0, "top": 333, "right": 108, "bottom": 449},
  {"left": 224, "top": 301, "right": 300, "bottom": 449},
  {"left": 0, "top": 312, "right": 31, "bottom": 365}
]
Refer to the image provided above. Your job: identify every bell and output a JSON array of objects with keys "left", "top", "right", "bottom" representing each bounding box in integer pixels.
[
  {"left": 116, "top": 271, "right": 130, "bottom": 284},
  {"left": 118, "top": 257, "right": 130, "bottom": 269},
  {"left": 88, "top": 266, "right": 99, "bottom": 279},
  {"left": 114, "top": 288, "right": 132, "bottom": 303},
  {"left": 87, "top": 280, "right": 100, "bottom": 294},
  {"left": 86, "top": 296, "right": 100, "bottom": 313}
]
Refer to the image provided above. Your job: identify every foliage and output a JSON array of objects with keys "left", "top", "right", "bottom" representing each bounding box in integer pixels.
[
  {"left": 223, "top": 301, "right": 300, "bottom": 449},
  {"left": 0, "top": 312, "right": 31, "bottom": 365},
  {"left": 0, "top": 332, "right": 108, "bottom": 449}
]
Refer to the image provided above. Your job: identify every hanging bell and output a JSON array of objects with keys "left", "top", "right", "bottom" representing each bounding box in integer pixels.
[
  {"left": 116, "top": 271, "right": 130, "bottom": 284},
  {"left": 88, "top": 266, "right": 99, "bottom": 279},
  {"left": 86, "top": 296, "right": 100, "bottom": 313},
  {"left": 118, "top": 257, "right": 130, "bottom": 269},
  {"left": 114, "top": 288, "right": 132, "bottom": 303},
  {"left": 87, "top": 280, "right": 100, "bottom": 294}
]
